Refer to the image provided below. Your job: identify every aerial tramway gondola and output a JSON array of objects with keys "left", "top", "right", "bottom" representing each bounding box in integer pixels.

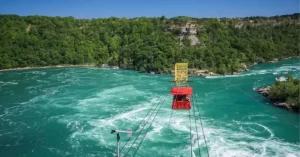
[{"left": 170, "top": 63, "right": 192, "bottom": 110}]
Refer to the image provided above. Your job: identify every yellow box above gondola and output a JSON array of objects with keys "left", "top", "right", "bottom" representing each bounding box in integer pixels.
[{"left": 174, "top": 63, "right": 188, "bottom": 87}]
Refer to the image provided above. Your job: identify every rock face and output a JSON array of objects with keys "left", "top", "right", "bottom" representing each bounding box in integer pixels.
[
  {"left": 100, "top": 64, "right": 120, "bottom": 69},
  {"left": 270, "top": 58, "right": 279, "bottom": 63},
  {"left": 254, "top": 86, "right": 271, "bottom": 97},
  {"left": 274, "top": 102, "right": 289, "bottom": 107},
  {"left": 188, "top": 70, "right": 220, "bottom": 76},
  {"left": 241, "top": 63, "right": 247, "bottom": 69},
  {"left": 179, "top": 21, "right": 200, "bottom": 46}
]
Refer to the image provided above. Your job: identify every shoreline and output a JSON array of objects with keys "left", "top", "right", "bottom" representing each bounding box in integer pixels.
[
  {"left": 0, "top": 56, "right": 298, "bottom": 75},
  {"left": 187, "top": 56, "right": 299, "bottom": 77},
  {"left": 0, "top": 64, "right": 120, "bottom": 72}
]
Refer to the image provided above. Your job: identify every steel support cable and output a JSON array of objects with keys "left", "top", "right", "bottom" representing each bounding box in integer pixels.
[
  {"left": 132, "top": 95, "right": 167, "bottom": 157},
  {"left": 120, "top": 89, "right": 168, "bottom": 153},
  {"left": 124, "top": 95, "right": 167, "bottom": 157},
  {"left": 189, "top": 109, "right": 193, "bottom": 157},
  {"left": 161, "top": 109, "right": 174, "bottom": 157},
  {"left": 225, "top": 81, "right": 260, "bottom": 103},
  {"left": 195, "top": 94, "right": 210, "bottom": 157},
  {"left": 192, "top": 97, "right": 202, "bottom": 157},
  {"left": 225, "top": 80, "right": 277, "bottom": 107},
  {"left": 122, "top": 94, "right": 166, "bottom": 155},
  {"left": 224, "top": 80, "right": 273, "bottom": 109}
]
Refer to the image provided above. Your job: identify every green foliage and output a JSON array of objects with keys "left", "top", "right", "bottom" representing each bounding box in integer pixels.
[
  {"left": 0, "top": 14, "right": 299, "bottom": 74},
  {"left": 269, "top": 74, "right": 300, "bottom": 110}
]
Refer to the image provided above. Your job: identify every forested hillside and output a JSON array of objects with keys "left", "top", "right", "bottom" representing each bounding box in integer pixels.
[{"left": 0, "top": 14, "right": 299, "bottom": 74}]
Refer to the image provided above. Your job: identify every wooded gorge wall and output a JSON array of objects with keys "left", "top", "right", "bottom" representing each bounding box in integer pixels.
[{"left": 0, "top": 14, "right": 299, "bottom": 74}]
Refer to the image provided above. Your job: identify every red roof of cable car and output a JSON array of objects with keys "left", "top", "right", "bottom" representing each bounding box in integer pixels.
[{"left": 170, "top": 87, "right": 193, "bottom": 95}]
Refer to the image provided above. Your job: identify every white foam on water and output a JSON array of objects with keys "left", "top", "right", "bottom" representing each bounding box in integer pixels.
[
  {"left": 145, "top": 123, "right": 163, "bottom": 140},
  {"left": 90, "top": 104, "right": 150, "bottom": 128},
  {"left": 243, "top": 114, "right": 277, "bottom": 121},
  {"left": 171, "top": 117, "right": 191, "bottom": 133},
  {"left": 286, "top": 154, "right": 298, "bottom": 157},
  {"left": 277, "top": 76, "right": 287, "bottom": 81},
  {"left": 74, "top": 85, "right": 151, "bottom": 113},
  {"left": 205, "top": 70, "right": 268, "bottom": 79},
  {"left": 24, "top": 71, "right": 47, "bottom": 75},
  {"left": 57, "top": 95, "right": 160, "bottom": 149},
  {"left": 201, "top": 120, "right": 300, "bottom": 157},
  {"left": 0, "top": 81, "right": 18, "bottom": 87},
  {"left": 42, "top": 146, "right": 71, "bottom": 157},
  {"left": 36, "top": 79, "right": 49, "bottom": 83},
  {"left": 205, "top": 75, "right": 242, "bottom": 79},
  {"left": 49, "top": 71, "right": 78, "bottom": 84},
  {"left": 20, "top": 94, "right": 46, "bottom": 105},
  {"left": 140, "top": 114, "right": 300, "bottom": 157},
  {"left": 25, "top": 84, "right": 43, "bottom": 90}
]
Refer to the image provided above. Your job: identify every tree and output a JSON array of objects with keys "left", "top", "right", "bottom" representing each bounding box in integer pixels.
[{"left": 269, "top": 74, "right": 300, "bottom": 110}]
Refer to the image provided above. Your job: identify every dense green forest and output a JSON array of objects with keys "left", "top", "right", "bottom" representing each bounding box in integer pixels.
[
  {"left": 0, "top": 13, "right": 299, "bottom": 74},
  {"left": 269, "top": 74, "right": 299, "bottom": 111}
]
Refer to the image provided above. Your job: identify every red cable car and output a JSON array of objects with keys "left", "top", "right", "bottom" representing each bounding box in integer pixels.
[
  {"left": 170, "top": 87, "right": 192, "bottom": 110},
  {"left": 170, "top": 63, "right": 192, "bottom": 110}
]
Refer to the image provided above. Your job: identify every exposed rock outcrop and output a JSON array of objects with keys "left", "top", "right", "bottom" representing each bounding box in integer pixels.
[
  {"left": 188, "top": 70, "right": 220, "bottom": 76},
  {"left": 100, "top": 64, "right": 119, "bottom": 69},
  {"left": 254, "top": 86, "right": 271, "bottom": 97},
  {"left": 26, "top": 24, "right": 31, "bottom": 32},
  {"left": 179, "top": 21, "right": 200, "bottom": 46}
]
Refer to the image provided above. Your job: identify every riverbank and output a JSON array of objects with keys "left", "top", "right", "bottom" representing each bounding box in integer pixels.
[
  {"left": 0, "top": 56, "right": 298, "bottom": 75},
  {"left": 186, "top": 56, "right": 299, "bottom": 77},
  {"left": 187, "top": 68, "right": 248, "bottom": 77},
  {"left": 0, "top": 64, "right": 120, "bottom": 72}
]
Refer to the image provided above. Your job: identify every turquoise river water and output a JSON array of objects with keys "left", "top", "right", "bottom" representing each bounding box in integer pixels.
[{"left": 0, "top": 58, "right": 299, "bottom": 157}]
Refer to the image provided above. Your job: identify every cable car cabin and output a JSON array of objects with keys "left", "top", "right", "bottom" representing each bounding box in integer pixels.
[{"left": 170, "top": 87, "right": 192, "bottom": 110}]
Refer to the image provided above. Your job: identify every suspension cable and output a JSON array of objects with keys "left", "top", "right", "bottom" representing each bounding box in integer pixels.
[
  {"left": 120, "top": 90, "right": 167, "bottom": 153},
  {"left": 225, "top": 80, "right": 295, "bottom": 126},
  {"left": 161, "top": 110, "right": 174, "bottom": 157},
  {"left": 225, "top": 80, "right": 275, "bottom": 107},
  {"left": 123, "top": 95, "right": 166, "bottom": 156},
  {"left": 192, "top": 97, "right": 201, "bottom": 157},
  {"left": 225, "top": 81, "right": 261, "bottom": 103},
  {"left": 132, "top": 95, "right": 167, "bottom": 157},
  {"left": 195, "top": 94, "right": 210, "bottom": 157},
  {"left": 189, "top": 109, "right": 193, "bottom": 157},
  {"left": 123, "top": 95, "right": 167, "bottom": 156}
]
